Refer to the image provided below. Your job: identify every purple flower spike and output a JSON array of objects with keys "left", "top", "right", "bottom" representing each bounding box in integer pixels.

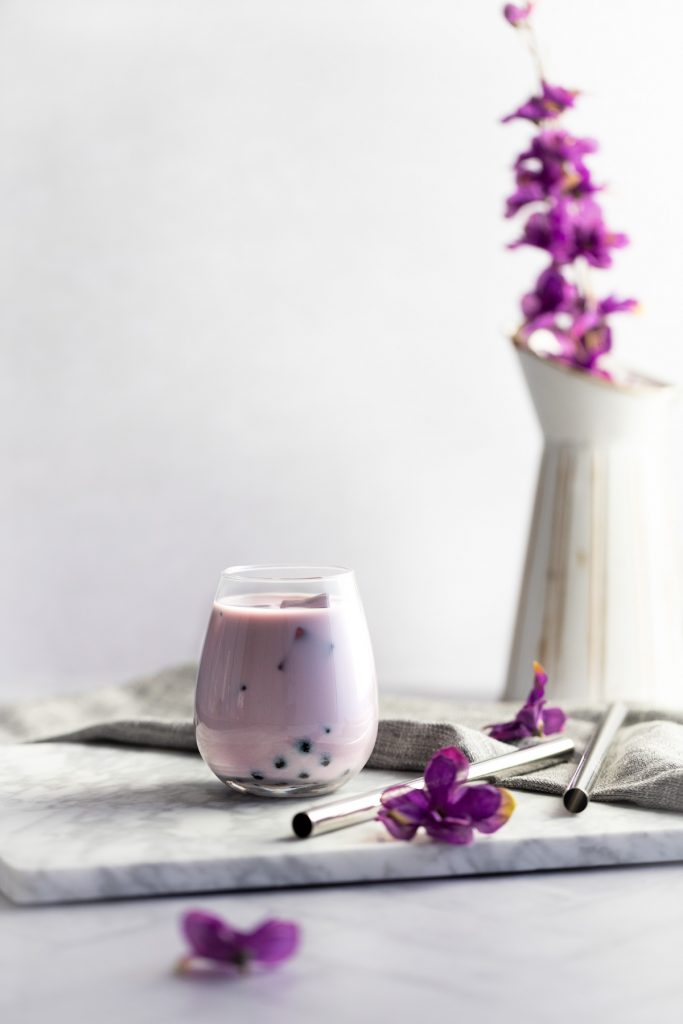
[
  {"left": 377, "top": 746, "right": 515, "bottom": 845},
  {"left": 178, "top": 910, "right": 300, "bottom": 976},
  {"left": 502, "top": 0, "right": 638, "bottom": 373},
  {"left": 486, "top": 661, "right": 566, "bottom": 742},
  {"left": 503, "top": 3, "right": 534, "bottom": 27}
]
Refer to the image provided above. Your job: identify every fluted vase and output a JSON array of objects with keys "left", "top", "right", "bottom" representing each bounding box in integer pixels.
[{"left": 505, "top": 341, "right": 683, "bottom": 706}]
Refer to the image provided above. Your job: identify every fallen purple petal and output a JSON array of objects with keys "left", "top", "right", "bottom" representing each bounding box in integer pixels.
[
  {"left": 242, "top": 919, "right": 300, "bottom": 965},
  {"left": 178, "top": 910, "right": 300, "bottom": 975}
]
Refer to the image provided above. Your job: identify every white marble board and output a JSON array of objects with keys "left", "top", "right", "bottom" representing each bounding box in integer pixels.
[{"left": 1, "top": 742, "right": 682, "bottom": 905}]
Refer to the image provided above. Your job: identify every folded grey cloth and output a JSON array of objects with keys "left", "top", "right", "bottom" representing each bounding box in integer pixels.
[{"left": 2, "top": 664, "right": 683, "bottom": 813}]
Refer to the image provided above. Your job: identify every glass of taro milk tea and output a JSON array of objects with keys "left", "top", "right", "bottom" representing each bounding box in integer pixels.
[{"left": 195, "top": 565, "right": 378, "bottom": 797}]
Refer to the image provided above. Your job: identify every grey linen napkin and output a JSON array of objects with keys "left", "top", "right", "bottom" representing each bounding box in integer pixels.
[{"left": 1, "top": 664, "right": 683, "bottom": 813}]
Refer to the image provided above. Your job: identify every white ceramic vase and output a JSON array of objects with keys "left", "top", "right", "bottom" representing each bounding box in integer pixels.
[{"left": 505, "top": 341, "right": 683, "bottom": 706}]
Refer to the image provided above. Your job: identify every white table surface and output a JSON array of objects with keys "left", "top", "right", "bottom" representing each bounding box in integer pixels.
[
  {"left": 2, "top": 680, "right": 682, "bottom": 1023},
  {"left": 1, "top": 864, "right": 682, "bottom": 1024}
]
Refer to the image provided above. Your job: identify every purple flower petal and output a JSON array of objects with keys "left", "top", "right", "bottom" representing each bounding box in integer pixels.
[
  {"left": 474, "top": 788, "right": 517, "bottom": 834},
  {"left": 515, "top": 705, "right": 544, "bottom": 735},
  {"left": 510, "top": 202, "right": 575, "bottom": 264},
  {"left": 377, "top": 786, "right": 430, "bottom": 840},
  {"left": 423, "top": 747, "right": 469, "bottom": 808},
  {"left": 521, "top": 267, "right": 577, "bottom": 320},
  {"left": 424, "top": 817, "right": 474, "bottom": 845},
  {"left": 531, "top": 659, "right": 548, "bottom": 688},
  {"left": 455, "top": 784, "right": 502, "bottom": 823},
  {"left": 486, "top": 719, "right": 532, "bottom": 742},
  {"left": 182, "top": 910, "right": 241, "bottom": 963},
  {"left": 503, "top": 3, "right": 534, "bottom": 27},
  {"left": 505, "top": 181, "right": 546, "bottom": 218},
  {"left": 541, "top": 705, "right": 567, "bottom": 735},
  {"left": 598, "top": 295, "right": 639, "bottom": 316},
  {"left": 244, "top": 920, "right": 300, "bottom": 965},
  {"left": 571, "top": 199, "right": 629, "bottom": 268}
]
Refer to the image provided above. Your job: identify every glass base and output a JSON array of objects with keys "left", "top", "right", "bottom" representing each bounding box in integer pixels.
[{"left": 220, "top": 775, "right": 350, "bottom": 799}]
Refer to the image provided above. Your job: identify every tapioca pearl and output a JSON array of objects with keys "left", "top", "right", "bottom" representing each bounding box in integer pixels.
[
  {"left": 273, "top": 755, "right": 287, "bottom": 770},
  {"left": 323, "top": 726, "right": 331, "bottom": 734},
  {"left": 239, "top": 684, "right": 248, "bottom": 692},
  {"left": 250, "top": 771, "right": 265, "bottom": 781},
  {"left": 320, "top": 753, "right": 332, "bottom": 767},
  {"left": 294, "top": 737, "right": 313, "bottom": 754},
  {"left": 298, "top": 772, "right": 310, "bottom": 780}
]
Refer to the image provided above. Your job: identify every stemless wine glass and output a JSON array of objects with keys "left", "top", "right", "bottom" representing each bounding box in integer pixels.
[{"left": 195, "top": 565, "right": 378, "bottom": 797}]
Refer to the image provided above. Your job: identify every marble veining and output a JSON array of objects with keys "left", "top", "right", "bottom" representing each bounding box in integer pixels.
[{"left": 1, "top": 742, "right": 682, "bottom": 905}]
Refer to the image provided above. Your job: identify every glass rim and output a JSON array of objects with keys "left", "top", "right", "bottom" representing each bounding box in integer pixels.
[{"left": 221, "top": 564, "right": 354, "bottom": 583}]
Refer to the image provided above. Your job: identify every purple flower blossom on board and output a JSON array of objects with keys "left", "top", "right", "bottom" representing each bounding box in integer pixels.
[
  {"left": 177, "top": 910, "right": 300, "bottom": 976},
  {"left": 501, "top": 4, "right": 637, "bottom": 373},
  {"left": 486, "top": 661, "right": 566, "bottom": 742},
  {"left": 377, "top": 747, "right": 516, "bottom": 845}
]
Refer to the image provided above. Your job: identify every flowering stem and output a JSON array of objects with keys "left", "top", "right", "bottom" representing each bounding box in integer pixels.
[
  {"left": 576, "top": 259, "right": 595, "bottom": 308},
  {"left": 502, "top": 2, "right": 636, "bottom": 373},
  {"left": 521, "top": 22, "right": 545, "bottom": 83}
]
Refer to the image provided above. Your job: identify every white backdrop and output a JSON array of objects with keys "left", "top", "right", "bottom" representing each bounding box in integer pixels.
[{"left": 2, "top": 0, "right": 683, "bottom": 700}]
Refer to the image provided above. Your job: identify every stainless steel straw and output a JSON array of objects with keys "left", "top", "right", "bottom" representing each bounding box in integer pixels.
[
  {"left": 563, "top": 701, "right": 627, "bottom": 813},
  {"left": 292, "top": 734, "right": 575, "bottom": 838}
]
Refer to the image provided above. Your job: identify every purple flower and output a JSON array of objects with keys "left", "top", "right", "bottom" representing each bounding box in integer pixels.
[
  {"left": 523, "top": 130, "right": 598, "bottom": 166},
  {"left": 509, "top": 201, "right": 575, "bottom": 263},
  {"left": 520, "top": 266, "right": 577, "bottom": 324},
  {"left": 503, "top": 3, "right": 534, "bottom": 27},
  {"left": 562, "top": 160, "right": 601, "bottom": 201},
  {"left": 572, "top": 199, "right": 629, "bottom": 268},
  {"left": 486, "top": 661, "right": 566, "bottom": 741},
  {"left": 520, "top": 290, "right": 639, "bottom": 369},
  {"left": 507, "top": 131, "right": 600, "bottom": 216},
  {"left": 377, "top": 747, "right": 515, "bottom": 845},
  {"left": 503, "top": 81, "right": 579, "bottom": 125},
  {"left": 177, "top": 910, "right": 300, "bottom": 976},
  {"left": 505, "top": 181, "right": 547, "bottom": 218},
  {"left": 565, "top": 311, "right": 612, "bottom": 368},
  {"left": 511, "top": 195, "right": 629, "bottom": 271}
]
